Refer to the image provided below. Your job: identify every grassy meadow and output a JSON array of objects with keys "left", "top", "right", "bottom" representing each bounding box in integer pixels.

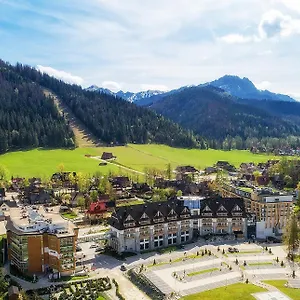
[
  {"left": 0, "top": 144, "right": 278, "bottom": 178},
  {"left": 181, "top": 283, "right": 266, "bottom": 300}
]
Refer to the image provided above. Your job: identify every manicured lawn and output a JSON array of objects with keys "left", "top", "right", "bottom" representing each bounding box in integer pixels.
[
  {"left": 61, "top": 211, "right": 78, "bottom": 219},
  {"left": 116, "top": 199, "right": 145, "bottom": 207},
  {"left": 263, "top": 280, "right": 299, "bottom": 300},
  {"left": 187, "top": 268, "right": 218, "bottom": 277},
  {"left": 181, "top": 283, "right": 266, "bottom": 300},
  {"left": 56, "top": 275, "right": 89, "bottom": 282},
  {"left": 0, "top": 144, "right": 279, "bottom": 178},
  {"left": 248, "top": 262, "right": 273, "bottom": 266},
  {"left": 238, "top": 187, "right": 253, "bottom": 192}
]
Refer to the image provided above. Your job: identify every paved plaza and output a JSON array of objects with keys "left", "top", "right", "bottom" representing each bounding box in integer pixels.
[
  {"left": 253, "top": 291, "right": 292, "bottom": 300},
  {"left": 132, "top": 242, "right": 299, "bottom": 298}
]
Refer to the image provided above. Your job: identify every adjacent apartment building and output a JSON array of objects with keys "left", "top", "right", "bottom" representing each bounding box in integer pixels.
[
  {"left": 221, "top": 184, "right": 294, "bottom": 238},
  {"left": 6, "top": 206, "right": 78, "bottom": 276},
  {"left": 108, "top": 197, "right": 247, "bottom": 253}
]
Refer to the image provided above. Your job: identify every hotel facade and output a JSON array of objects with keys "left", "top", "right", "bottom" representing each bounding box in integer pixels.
[
  {"left": 108, "top": 197, "right": 247, "bottom": 253},
  {"left": 6, "top": 206, "right": 78, "bottom": 276}
]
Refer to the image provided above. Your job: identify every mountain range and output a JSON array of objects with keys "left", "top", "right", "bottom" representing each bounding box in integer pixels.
[
  {"left": 87, "top": 75, "right": 300, "bottom": 149},
  {"left": 87, "top": 75, "right": 296, "bottom": 105},
  {"left": 2, "top": 58, "right": 300, "bottom": 152}
]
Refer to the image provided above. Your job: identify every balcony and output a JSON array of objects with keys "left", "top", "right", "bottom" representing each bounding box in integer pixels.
[
  {"left": 153, "top": 217, "right": 164, "bottom": 223},
  {"left": 139, "top": 220, "right": 151, "bottom": 225},
  {"left": 60, "top": 245, "right": 73, "bottom": 253}
]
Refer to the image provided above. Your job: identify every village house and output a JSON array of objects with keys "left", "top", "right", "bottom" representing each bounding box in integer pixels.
[
  {"left": 51, "top": 172, "right": 76, "bottom": 189},
  {"left": 110, "top": 176, "right": 131, "bottom": 189},
  {"left": 86, "top": 194, "right": 115, "bottom": 221},
  {"left": 175, "top": 165, "right": 198, "bottom": 181},
  {"left": 101, "top": 152, "right": 116, "bottom": 160},
  {"left": 215, "top": 161, "right": 236, "bottom": 172}
]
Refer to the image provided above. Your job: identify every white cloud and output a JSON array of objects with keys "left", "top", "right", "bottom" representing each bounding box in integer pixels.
[
  {"left": 258, "top": 9, "right": 300, "bottom": 38},
  {"left": 258, "top": 50, "right": 273, "bottom": 56},
  {"left": 277, "top": 0, "right": 300, "bottom": 14},
  {"left": 255, "top": 81, "right": 272, "bottom": 90},
  {"left": 219, "top": 34, "right": 256, "bottom": 44},
  {"left": 101, "top": 81, "right": 121, "bottom": 92},
  {"left": 140, "top": 84, "right": 169, "bottom": 91},
  {"left": 36, "top": 65, "right": 84, "bottom": 85},
  {"left": 220, "top": 9, "right": 300, "bottom": 44}
]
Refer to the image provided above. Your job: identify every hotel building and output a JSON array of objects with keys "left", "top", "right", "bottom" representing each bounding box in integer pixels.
[
  {"left": 108, "top": 197, "right": 247, "bottom": 253},
  {"left": 6, "top": 206, "right": 78, "bottom": 276},
  {"left": 221, "top": 184, "right": 294, "bottom": 238}
]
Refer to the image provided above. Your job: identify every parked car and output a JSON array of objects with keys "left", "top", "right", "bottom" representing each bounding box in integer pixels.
[
  {"left": 120, "top": 264, "right": 127, "bottom": 271},
  {"left": 90, "top": 244, "right": 97, "bottom": 249},
  {"left": 76, "top": 246, "right": 82, "bottom": 252},
  {"left": 95, "top": 247, "right": 103, "bottom": 252}
]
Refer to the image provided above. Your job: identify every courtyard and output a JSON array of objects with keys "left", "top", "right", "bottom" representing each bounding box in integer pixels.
[{"left": 126, "top": 242, "right": 300, "bottom": 299}]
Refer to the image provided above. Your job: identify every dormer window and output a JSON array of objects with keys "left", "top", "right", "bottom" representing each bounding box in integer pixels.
[
  {"left": 167, "top": 209, "right": 177, "bottom": 220},
  {"left": 203, "top": 205, "right": 212, "bottom": 212},
  {"left": 154, "top": 210, "right": 164, "bottom": 223},
  {"left": 202, "top": 205, "right": 212, "bottom": 216},
  {"left": 154, "top": 211, "right": 162, "bottom": 218},
  {"left": 232, "top": 205, "right": 242, "bottom": 211},
  {"left": 140, "top": 212, "right": 151, "bottom": 225},
  {"left": 125, "top": 214, "right": 134, "bottom": 222},
  {"left": 181, "top": 207, "right": 190, "bottom": 218},
  {"left": 218, "top": 205, "right": 227, "bottom": 212},
  {"left": 141, "top": 212, "right": 149, "bottom": 219}
]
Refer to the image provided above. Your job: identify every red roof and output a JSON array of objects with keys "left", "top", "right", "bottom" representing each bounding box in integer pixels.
[{"left": 88, "top": 201, "right": 107, "bottom": 214}]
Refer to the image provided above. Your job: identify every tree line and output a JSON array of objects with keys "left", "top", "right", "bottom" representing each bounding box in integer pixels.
[
  {"left": 0, "top": 61, "right": 75, "bottom": 153},
  {"left": 7, "top": 61, "right": 205, "bottom": 149}
]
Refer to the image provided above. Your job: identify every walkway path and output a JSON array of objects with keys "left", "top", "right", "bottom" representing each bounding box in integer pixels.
[{"left": 91, "top": 156, "right": 145, "bottom": 175}]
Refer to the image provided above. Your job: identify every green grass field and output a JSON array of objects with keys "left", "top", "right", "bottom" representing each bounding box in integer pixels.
[
  {"left": 187, "top": 268, "right": 218, "bottom": 277},
  {"left": 0, "top": 144, "right": 278, "bottom": 178},
  {"left": 181, "top": 283, "right": 266, "bottom": 300},
  {"left": 263, "top": 280, "right": 299, "bottom": 299}
]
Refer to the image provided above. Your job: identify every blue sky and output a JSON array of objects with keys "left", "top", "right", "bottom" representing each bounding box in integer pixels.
[{"left": 1, "top": 0, "right": 300, "bottom": 97}]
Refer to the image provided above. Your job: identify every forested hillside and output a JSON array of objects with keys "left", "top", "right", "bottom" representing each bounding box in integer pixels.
[
  {"left": 150, "top": 86, "right": 300, "bottom": 149},
  {"left": 0, "top": 61, "right": 75, "bottom": 153},
  {"left": 8, "top": 61, "right": 202, "bottom": 148}
]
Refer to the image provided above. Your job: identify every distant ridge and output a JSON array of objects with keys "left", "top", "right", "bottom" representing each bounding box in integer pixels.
[{"left": 87, "top": 75, "right": 295, "bottom": 105}]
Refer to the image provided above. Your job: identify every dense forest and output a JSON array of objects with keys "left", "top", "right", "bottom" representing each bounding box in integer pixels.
[
  {"left": 6, "top": 60, "right": 202, "bottom": 148},
  {"left": 150, "top": 86, "right": 300, "bottom": 150},
  {"left": 0, "top": 61, "right": 75, "bottom": 153}
]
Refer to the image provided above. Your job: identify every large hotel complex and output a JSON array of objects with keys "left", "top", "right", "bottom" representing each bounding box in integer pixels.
[
  {"left": 6, "top": 206, "right": 78, "bottom": 276},
  {"left": 109, "top": 197, "right": 247, "bottom": 253}
]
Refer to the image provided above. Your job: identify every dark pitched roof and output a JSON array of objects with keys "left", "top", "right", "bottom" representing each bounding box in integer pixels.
[
  {"left": 101, "top": 152, "right": 115, "bottom": 160},
  {"left": 199, "top": 197, "right": 246, "bottom": 218},
  {"left": 0, "top": 200, "right": 17, "bottom": 208},
  {"left": 176, "top": 165, "right": 198, "bottom": 173},
  {"left": 108, "top": 200, "right": 190, "bottom": 230}
]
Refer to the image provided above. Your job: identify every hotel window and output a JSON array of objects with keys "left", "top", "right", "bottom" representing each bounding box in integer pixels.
[
  {"left": 140, "top": 239, "right": 149, "bottom": 250},
  {"left": 168, "top": 233, "right": 177, "bottom": 245},
  {"left": 154, "top": 235, "right": 163, "bottom": 247},
  {"left": 180, "top": 230, "right": 189, "bottom": 242}
]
